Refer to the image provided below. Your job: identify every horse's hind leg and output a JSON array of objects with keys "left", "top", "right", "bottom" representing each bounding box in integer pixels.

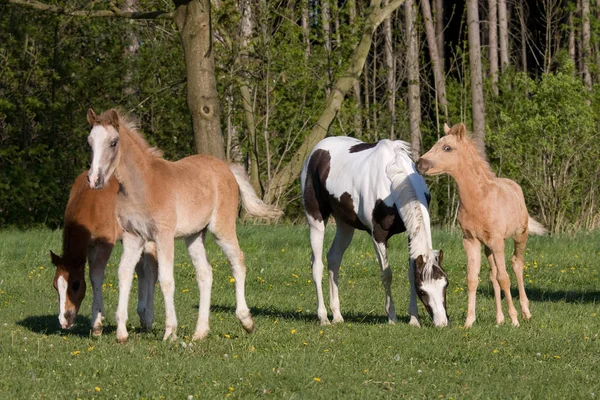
[
  {"left": 371, "top": 238, "right": 397, "bottom": 324},
  {"left": 485, "top": 245, "right": 505, "bottom": 326},
  {"left": 185, "top": 231, "right": 213, "bottom": 340},
  {"left": 512, "top": 232, "right": 531, "bottom": 320},
  {"left": 88, "top": 241, "right": 113, "bottom": 336},
  {"left": 489, "top": 238, "right": 519, "bottom": 327},
  {"left": 214, "top": 229, "right": 255, "bottom": 335},
  {"left": 308, "top": 215, "right": 330, "bottom": 325},
  {"left": 326, "top": 220, "right": 354, "bottom": 324},
  {"left": 136, "top": 241, "right": 158, "bottom": 332}
]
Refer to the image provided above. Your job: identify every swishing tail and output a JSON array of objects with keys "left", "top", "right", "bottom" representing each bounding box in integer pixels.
[
  {"left": 528, "top": 216, "right": 549, "bottom": 236},
  {"left": 386, "top": 147, "right": 436, "bottom": 279},
  {"left": 229, "top": 164, "right": 284, "bottom": 219}
]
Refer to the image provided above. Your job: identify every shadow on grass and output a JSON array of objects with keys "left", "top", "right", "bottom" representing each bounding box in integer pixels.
[
  {"left": 16, "top": 314, "right": 120, "bottom": 337},
  {"left": 478, "top": 286, "right": 600, "bottom": 303},
  {"left": 210, "top": 304, "right": 398, "bottom": 325}
]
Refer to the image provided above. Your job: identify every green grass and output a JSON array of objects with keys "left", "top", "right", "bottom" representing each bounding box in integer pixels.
[{"left": 0, "top": 225, "right": 599, "bottom": 399}]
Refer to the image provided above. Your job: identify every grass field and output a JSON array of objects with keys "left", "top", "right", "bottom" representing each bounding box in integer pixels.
[{"left": 0, "top": 225, "right": 599, "bottom": 399}]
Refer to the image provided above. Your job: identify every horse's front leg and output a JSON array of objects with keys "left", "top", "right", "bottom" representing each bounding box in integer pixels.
[
  {"left": 372, "top": 238, "right": 397, "bottom": 324},
  {"left": 115, "top": 233, "right": 145, "bottom": 343},
  {"left": 485, "top": 245, "right": 504, "bottom": 325},
  {"left": 489, "top": 238, "right": 519, "bottom": 327},
  {"left": 408, "top": 254, "right": 421, "bottom": 327},
  {"left": 155, "top": 233, "right": 178, "bottom": 341},
  {"left": 463, "top": 238, "right": 482, "bottom": 328},
  {"left": 88, "top": 242, "right": 113, "bottom": 336}
]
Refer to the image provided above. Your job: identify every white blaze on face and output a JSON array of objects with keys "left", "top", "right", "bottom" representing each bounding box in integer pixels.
[
  {"left": 57, "top": 275, "right": 69, "bottom": 329},
  {"left": 421, "top": 277, "right": 448, "bottom": 327},
  {"left": 88, "top": 125, "right": 119, "bottom": 189}
]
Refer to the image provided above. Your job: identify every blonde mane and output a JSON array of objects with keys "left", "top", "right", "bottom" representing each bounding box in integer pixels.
[
  {"left": 96, "top": 109, "right": 163, "bottom": 158},
  {"left": 460, "top": 130, "right": 496, "bottom": 180}
]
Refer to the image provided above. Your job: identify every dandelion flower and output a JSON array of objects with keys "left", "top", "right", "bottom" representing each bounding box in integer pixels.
[
  {"left": 291, "top": 329, "right": 297, "bottom": 334},
  {"left": 72, "top": 350, "right": 80, "bottom": 356},
  {"left": 95, "top": 387, "right": 101, "bottom": 392},
  {"left": 313, "top": 377, "right": 321, "bottom": 382}
]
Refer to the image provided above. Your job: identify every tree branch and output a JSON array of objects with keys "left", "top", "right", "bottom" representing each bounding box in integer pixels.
[{"left": 8, "top": 0, "right": 174, "bottom": 20}]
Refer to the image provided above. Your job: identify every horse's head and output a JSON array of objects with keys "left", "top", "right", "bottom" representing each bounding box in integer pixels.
[
  {"left": 86, "top": 108, "right": 121, "bottom": 189},
  {"left": 414, "top": 251, "right": 449, "bottom": 327},
  {"left": 50, "top": 251, "right": 86, "bottom": 329},
  {"left": 416, "top": 123, "right": 468, "bottom": 177}
]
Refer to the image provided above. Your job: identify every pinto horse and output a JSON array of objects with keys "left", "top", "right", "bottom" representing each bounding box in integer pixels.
[
  {"left": 301, "top": 136, "right": 449, "bottom": 327},
  {"left": 417, "top": 123, "right": 548, "bottom": 328},
  {"left": 50, "top": 171, "right": 157, "bottom": 335},
  {"left": 86, "top": 108, "right": 283, "bottom": 343}
]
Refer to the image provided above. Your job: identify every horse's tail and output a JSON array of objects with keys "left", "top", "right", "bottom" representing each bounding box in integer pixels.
[
  {"left": 386, "top": 145, "right": 436, "bottom": 279},
  {"left": 229, "top": 164, "right": 284, "bottom": 220},
  {"left": 528, "top": 216, "right": 549, "bottom": 236}
]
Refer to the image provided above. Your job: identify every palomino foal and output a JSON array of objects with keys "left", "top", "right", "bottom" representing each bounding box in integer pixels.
[
  {"left": 87, "top": 108, "right": 282, "bottom": 342},
  {"left": 417, "top": 123, "right": 547, "bottom": 328},
  {"left": 302, "top": 137, "right": 449, "bottom": 327},
  {"left": 50, "top": 171, "right": 157, "bottom": 334}
]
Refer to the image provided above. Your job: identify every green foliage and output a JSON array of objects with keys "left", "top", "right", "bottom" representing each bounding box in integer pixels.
[
  {"left": 485, "top": 70, "right": 600, "bottom": 232},
  {"left": 1, "top": 226, "right": 599, "bottom": 397}
]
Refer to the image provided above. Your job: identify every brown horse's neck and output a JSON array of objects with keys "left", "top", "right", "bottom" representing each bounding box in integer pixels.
[
  {"left": 61, "top": 220, "right": 90, "bottom": 269},
  {"left": 114, "top": 128, "right": 152, "bottom": 202},
  {"left": 451, "top": 144, "right": 494, "bottom": 211}
]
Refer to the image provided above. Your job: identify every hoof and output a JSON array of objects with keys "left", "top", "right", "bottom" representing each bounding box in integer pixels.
[
  {"left": 332, "top": 316, "right": 344, "bottom": 324},
  {"left": 242, "top": 319, "right": 255, "bottom": 334},
  {"left": 319, "top": 318, "right": 331, "bottom": 326},
  {"left": 408, "top": 316, "right": 421, "bottom": 328},
  {"left": 511, "top": 319, "right": 520, "bottom": 327},
  {"left": 163, "top": 327, "right": 177, "bottom": 342},
  {"left": 116, "top": 336, "right": 128, "bottom": 344},
  {"left": 192, "top": 327, "right": 210, "bottom": 341},
  {"left": 91, "top": 327, "right": 103, "bottom": 337}
]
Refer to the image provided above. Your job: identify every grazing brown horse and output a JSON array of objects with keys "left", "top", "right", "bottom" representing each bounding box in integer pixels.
[
  {"left": 86, "top": 108, "right": 283, "bottom": 343},
  {"left": 50, "top": 171, "right": 157, "bottom": 335},
  {"left": 416, "top": 123, "right": 547, "bottom": 328}
]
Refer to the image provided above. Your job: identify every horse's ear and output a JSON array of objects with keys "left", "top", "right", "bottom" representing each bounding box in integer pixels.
[
  {"left": 437, "top": 249, "right": 444, "bottom": 265},
  {"left": 415, "top": 255, "right": 425, "bottom": 273},
  {"left": 443, "top": 123, "right": 451, "bottom": 134},
  {"left": 108, "top": 109, "right": 120, "bottom": 130},
  {"left": 87, "top": 108, "right": 97, "bottom": 126},
  {"left": 455, "top": 123, "right": 467, "bottom": 140},
  {"left": 50, "top": 250, "right": 62, "bottom": 267}
]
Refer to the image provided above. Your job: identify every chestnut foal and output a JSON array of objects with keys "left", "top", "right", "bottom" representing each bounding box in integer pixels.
[
  {"left": 51, "top": 171, "right": 157, "bottom": 335},
  {"left": 417, "top": 123, "right": 547, "bottom": 328},
  {"left": 86, "top": 108, "right": 282, "bottom": 343}
]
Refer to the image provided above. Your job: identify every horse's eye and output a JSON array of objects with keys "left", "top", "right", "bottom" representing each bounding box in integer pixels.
[
  {"left": 71, "top": 281, "right": 81, "bottom": 292},
  {"left": 110, "top": 140, "right": 118, "bottom": 148},
  {"left": 443, "top": 145, "right": 452, "bottom": 152}
]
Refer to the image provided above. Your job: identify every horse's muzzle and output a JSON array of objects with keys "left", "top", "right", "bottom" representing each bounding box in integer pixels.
[{"left": 416, "top": 158, "right": 432, "bottom": 174}]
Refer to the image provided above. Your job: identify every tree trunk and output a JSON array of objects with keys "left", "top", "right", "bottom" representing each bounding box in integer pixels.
[
  {"left": 322, "top": 0, "right": 332, "bottom": 95},
  {"left": 264, "top": 0, "right": 406, "bottom": 203},
  {"left": 421, "top": 0, "right": 448, "bottom": 117},
  {"left": 517, "top": 0, "right": 528, "bottom": 73},
  {"left": 238, "top": 0, "right": 261, "bottom": 193},
  {"left": 498, "top": 0, "right": 509, "bottom": 72},
  {"left": 582, "top": 0, "right": 592, "bottom": 89},
  {"left": 488, "top": 0, "right": 498, "bottom": 95},
  {"left": 174, "top": 0, "right": 225, "bottom": 159},
  {"left": 301, "top": 0, "right": 310, "bottom": 60},
  {"left": 569, "top": 10, "right": 576, "bottom": 67},
  {"left": 467, "top": 0, "right": 486, "bottom": 144},
  {"left": 435, "top": 0, "right": 444, "bottom": 66},
  {"left": 406, "top": 0, "right": 421, "bottom": 160},
  {"left": 383, "top": 0, "right": 396, "bottom": 139},
  {"left": 348, "top": 0, "right": 363, "bottom": 137}
]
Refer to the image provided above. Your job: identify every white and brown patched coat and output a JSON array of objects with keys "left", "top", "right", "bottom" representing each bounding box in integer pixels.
[{"left": 301, "top": 136, "right": 449, "bottom": 327}]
